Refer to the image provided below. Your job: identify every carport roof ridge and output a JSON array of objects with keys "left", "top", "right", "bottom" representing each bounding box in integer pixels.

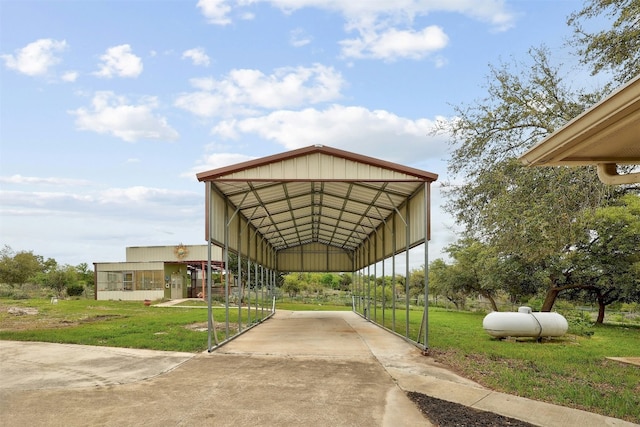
[{"left": 196, "top": 144, "right": 438, "bottom": 182}]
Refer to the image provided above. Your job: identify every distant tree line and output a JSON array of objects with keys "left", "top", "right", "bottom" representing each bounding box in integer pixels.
[{"left": 0, "top": 245, "right": 94, "bottom": 297}]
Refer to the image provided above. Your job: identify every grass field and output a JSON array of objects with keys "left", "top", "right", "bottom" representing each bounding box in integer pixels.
[{"left": 1, "top": 298, "right": 638, "bottom": 423}]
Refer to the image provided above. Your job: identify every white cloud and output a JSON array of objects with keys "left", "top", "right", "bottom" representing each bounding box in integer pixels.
[
  {"left": 1, "top": 38, "right": 67, "bottom": 76},
  {"left": 258, "top": 0, "right": 515, "bottom": 31},
  {"left": 99, "top": 186, "right": 195, "bottom": 205},
  {"left": 175, "top": 64, "right": 344, "bottom": 117},
  {"left": 197, "top": 0, "right": 232, "bottom": 25},
  {"left": 61, "top": 70, "right": 78, "bottom": 82},
  {"left": 290, "top": 28, "right": 312, "bottom": 47},
  {"left": 70, "top": 91, "right": 179, "bottom": 142},
  {"left": 210, "top": 105, "right": 450, "bottom": 165},
  {"left": 0, "top": 175, "right": 92, "bottom": 186},
  {"left": 186, "top": 152, "right": 257, "bottom": 178},
  {"left": 340, "top": 25, "right": 448, "bottom": 60},
  {"left": 197, "top": 1, "right": 515, "bottom": 61},
  {"left": 1, "top": 185, "right": 199, "bottom": 216},
  {"left": 182, "top": 47, "right": 211, "bottom": 66},
  {"left": 94, "top": 44, "right": 143, "bottom": 78}
]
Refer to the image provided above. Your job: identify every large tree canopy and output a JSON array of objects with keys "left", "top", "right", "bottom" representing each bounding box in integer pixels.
[
  {"left": 438, "top": 10, "right": 638, "bottom": 310},
  {"left": 441, "top": 47, "right": 615, "bottom": 259},
  {"left": 568, "top": 0, "right": 640, "bottom": 84}
]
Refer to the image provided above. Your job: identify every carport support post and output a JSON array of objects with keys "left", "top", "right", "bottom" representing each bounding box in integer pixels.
[
  {"left": 366, "top": 262, "right": 371, "bottom": 320},
  {"left": 405, "top": 204, "right": 410, "bottom": 339},
  {"left": 247, "top": 258, "right": 252, "bottom": 325},
  {"left": 224, "top": 205, "right": 230, "bottom": 338},
  {"left": 392, "top": 214, "right": 396, "bottom": 332},
  {"left": 254, "top": 261, "right": 258, "bottom": 320},
  {"left": 423, "top": 183, "right": 430, "bottom": 351},
  {"left": 237, "top": 218, "right": 242, "bottom": 333},
  {"left": 207, "top": 239, "right": 213, "bottom": 351}
]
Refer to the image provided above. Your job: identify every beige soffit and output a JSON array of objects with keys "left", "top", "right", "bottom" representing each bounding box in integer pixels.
[{"left": 519, "top": 74, "right": 640, "bottom": 184}]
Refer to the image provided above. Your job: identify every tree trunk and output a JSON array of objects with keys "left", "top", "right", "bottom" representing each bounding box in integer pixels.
[
  {"left": 481, "top": 291, "right": 499, "bottom": 311},
  {"left": 541, "top": 287, "right": 560, "bottom": 312},
  {"left": 596, "top": 294, "right": 606, "bottom": 324}
]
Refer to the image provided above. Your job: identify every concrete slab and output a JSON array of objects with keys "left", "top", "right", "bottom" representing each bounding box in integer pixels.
[
  {"left": 0, "top": 310, "right": 637, "bottom": 427},
  {"left": 0, "top": 341, "right": 194, "bottom": 390}
]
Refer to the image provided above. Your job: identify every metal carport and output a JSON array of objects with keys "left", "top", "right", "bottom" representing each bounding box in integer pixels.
[{"left": 197, "top": 144, "right": 438, "bottom": 352}]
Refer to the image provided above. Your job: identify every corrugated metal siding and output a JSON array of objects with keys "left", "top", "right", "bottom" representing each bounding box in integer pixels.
[
  {"left": 221, "top": 153, "right": 426, "bottom": 181},
  {"left": 277, "top": 242, "right": 353, "bottom": 272}
]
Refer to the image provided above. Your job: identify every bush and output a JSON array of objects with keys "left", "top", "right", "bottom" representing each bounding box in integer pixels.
[{"left": 66, "top": 283, "right": 85, "bottom": 297}]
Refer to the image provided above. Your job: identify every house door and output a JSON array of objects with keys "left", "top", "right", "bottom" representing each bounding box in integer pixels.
[{"left": 171, "top": 274, "right": 183, "bottom": 299}]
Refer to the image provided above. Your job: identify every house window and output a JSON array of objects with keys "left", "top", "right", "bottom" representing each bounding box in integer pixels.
[{"left": 123, "top": 272, "right": 133, "bottom": 291}]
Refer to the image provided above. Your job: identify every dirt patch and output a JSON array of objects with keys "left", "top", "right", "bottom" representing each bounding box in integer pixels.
[
  {"left": 184, "top": 322, "right": 240, "bottom": 332},
  {"left": 407, "top": 392, "right": 536, "bottom": 427}
]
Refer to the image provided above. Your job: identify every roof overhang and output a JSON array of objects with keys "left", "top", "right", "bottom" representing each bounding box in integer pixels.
[{"left": 519, "top": 74, "right": 640, "bottom": 184}]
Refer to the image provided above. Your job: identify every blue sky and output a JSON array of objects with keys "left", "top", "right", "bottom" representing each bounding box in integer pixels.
[{"left": 1, "top": 0, "right": 591, "bottom": 268}]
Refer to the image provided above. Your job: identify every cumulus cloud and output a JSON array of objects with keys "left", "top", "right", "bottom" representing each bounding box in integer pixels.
[
  {"left": 210, "top": 105, "right": 450, "bottom": 165},
  {"left": 196, "top": 1, "right": 516, "bottom": 60},
  {"left": 182, "top": 47, "right": 211, "bottom": 66},
  {"left": 70, "top": 91, "right": 179, "bottom": 142},
  {"left": 340, "top": 25, "right": 448, "bottom": 60},
  {"left": 197, "top": 0, "right": 232, "bottom": 25},
  {"left": 94, "top": 44, "right": 143, "bottom": 78},
  {"left": 1, "top": 38, "right": 67, "bottom": 76},
  {"left": 175, "top": 64, "right": 344, "bottom": 117}
]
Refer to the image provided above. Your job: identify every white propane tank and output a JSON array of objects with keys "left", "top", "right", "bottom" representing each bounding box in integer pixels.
[{"left": 482, "top": 306, "right": 568, "bottom": 338}]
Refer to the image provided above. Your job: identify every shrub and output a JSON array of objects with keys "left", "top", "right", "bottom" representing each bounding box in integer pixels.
[{"left": 66, "top": 283, "right": 85, "bottom": 297}]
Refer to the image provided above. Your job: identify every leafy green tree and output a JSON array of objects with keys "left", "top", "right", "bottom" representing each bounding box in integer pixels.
[
  {"left": 0, "top": 245, "right": 45, "bottom": 287},
  {"left": 570, "top": 194, "right": 640, "bottom": 322},
  {"left": 568, "top": 0, "right": 640, "bottom": 84},
  {"left": 446, "top": 240, "right": 501, "bottom": 311},
  {"left": 45, "top": 265, "right": 78, "bottom": 297},
  {"left": 428, "top": 259, "right": 467, "bottom": 310},
  {"left": 409, "top": 266, "right": 425, "bottom": 303},
  {"left": 320, "top": 273, "right": 339, "bottom": 289},
  {"left": 339, "top": 273, "right": 352, "bottom": 291},
  {"left": 440, "top": 47, "right": 622, "bottom": 311},
  {"left": 282, "top": 274, "right": 301, "bottom": 297},
  {"left": 75, "top": 263, "right": 95, "bottom": 287}
]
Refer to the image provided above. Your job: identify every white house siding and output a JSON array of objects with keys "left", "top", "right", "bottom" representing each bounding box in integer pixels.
[{"left": 95, "top": 261, "right": 166, "bottom": 301}]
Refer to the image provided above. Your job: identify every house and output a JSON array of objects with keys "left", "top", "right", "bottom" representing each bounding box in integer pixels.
[{"left": 94, "top": 244, "right": 223, "bottom": 301}]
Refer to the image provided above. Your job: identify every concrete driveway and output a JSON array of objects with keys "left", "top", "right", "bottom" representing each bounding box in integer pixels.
[{"left": 1, "top": 310, "right": 636, "bottom": 427}]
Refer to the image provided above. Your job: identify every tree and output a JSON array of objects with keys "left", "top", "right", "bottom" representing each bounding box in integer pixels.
[
  {"left": 0, "top": 245, "right": 45, "bottom": 287},
  {"left": 428, "top": 259, "right": 467, "bottom": 310},
  {"left": 408, "top": 266, "right": 425, "bottom": 303},
  {"left": 440, "top": 47, "right": 623, "bottom": 311},
  {"left": 282, "top": 274, "right": 301, "bottom": 297},
  {"left": 571, "top": 194, "right": 640, "bottom": 322},
  {"left": 445, "top": 240, "right": 501, "bottom": 311},
  {"left": 45, "top": 265, "right": 78, "bottom": 297},
  {"left": 339, "top": 273, "right": 352, "bottom": 291},
  {"left": 568, "top": 0, "right": 640, "bottom": 85},
  {"left": 75, "top": 263, "right": 95, "bottom": 288}
]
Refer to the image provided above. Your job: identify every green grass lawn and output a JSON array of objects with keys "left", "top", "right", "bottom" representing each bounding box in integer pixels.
[
  {"left": 0, "top": 299, "right": 269, "bottom": 352},
  {"left": 424, "top": 308, "right": 640, "bottom": 423},
  {"left": 1, "top": 298, "right": 638, "bottom": 423}
]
